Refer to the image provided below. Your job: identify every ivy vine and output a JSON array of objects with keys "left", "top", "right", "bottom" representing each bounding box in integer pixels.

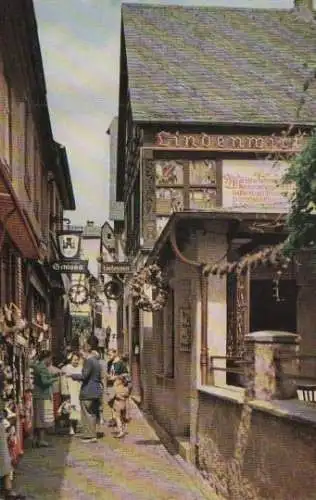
[{"left": 282, "top": 130, "right": 316, "bottom": 257}]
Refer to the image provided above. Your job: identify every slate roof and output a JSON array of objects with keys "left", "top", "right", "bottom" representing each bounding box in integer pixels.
[{"left": 121, "top": 3, "right": 316, "bottom": 125}]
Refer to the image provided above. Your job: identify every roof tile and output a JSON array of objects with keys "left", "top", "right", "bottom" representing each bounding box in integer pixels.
[{"left": 122, "top": 3, "right": 316, "bottom": 124}]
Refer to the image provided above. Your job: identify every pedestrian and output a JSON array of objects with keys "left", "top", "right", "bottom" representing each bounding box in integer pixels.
[
  {"left": 106, "top": 350, "right": 128, "bottom": 428},
  {"left": 48, "top": 359, "right": 62, "bottom": 431},
  {"left": 61, "top": 352, "right": 82, "bottom": 436},
  {"left": 67, "top": 338, "right": 102, "bottom": 443},
  {"left": 87, "top": 333, "right": 99, "bottom": 351},
  {"left": 105, "top": 326, "right": 111, "bottom": 350},
  {"left": 58, "top": 345, "right": 72, "bottom": 369},
  {"left": 90, "top": 350, "right": 106, "bottom": 428},
  {"left": 0, "top": 366, "right": 26, "bottom": 499},
  {"left": 121, "top": 353, "right": 133, "bottom": 422},
  {"left": 31, "top": 350, "right": 59, "bottom": 448},
  {"left": 95, "top": 328, "right": 107, "bottom": 359},
  {"left": 108, "top": 375, "right": 130, "bottom": 438}
]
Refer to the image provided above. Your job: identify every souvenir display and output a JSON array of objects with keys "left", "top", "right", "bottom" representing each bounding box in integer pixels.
[{"left": 0, "top": 303, "right": 52, "bottom": 472}]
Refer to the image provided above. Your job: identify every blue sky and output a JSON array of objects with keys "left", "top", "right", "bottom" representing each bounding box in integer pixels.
[{"left": 33, "top": 0, "right": 293, "bottom": 226}]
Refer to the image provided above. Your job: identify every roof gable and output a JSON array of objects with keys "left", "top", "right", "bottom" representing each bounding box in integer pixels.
[{"left": 122, "top": 3, "right": 316, "bottom": 125}]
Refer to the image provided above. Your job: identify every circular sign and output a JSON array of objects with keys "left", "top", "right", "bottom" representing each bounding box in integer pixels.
[
  {"left": 104, "top": 280, "right": 123, "bottom": 301},
  {"left": 68, "top": 284, "right": 89, "bottom": 305}
]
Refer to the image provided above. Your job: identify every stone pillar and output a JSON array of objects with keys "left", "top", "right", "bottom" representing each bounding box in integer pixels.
[{"left": 245, "top": 331, "right": 300, "bottom": 401}]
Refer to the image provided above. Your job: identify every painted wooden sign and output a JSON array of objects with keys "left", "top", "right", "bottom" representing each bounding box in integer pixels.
[{"left": 155, "top": 131, "right": 305, "bottom": 153}]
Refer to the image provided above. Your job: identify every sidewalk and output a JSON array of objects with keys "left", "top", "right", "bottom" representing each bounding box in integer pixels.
[{"left": 14, "top": 402, "right": 219, "bottom": 500}]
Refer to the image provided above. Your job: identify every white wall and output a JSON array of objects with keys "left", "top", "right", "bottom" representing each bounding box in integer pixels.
[
  {"left": 196, "top": 222, "right": 229, "bottom": 386},
  {"left": 81, "top": 238, "right": 100, "bottom": 279}
]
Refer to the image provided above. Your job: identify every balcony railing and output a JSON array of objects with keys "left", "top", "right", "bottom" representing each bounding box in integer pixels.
[{"left": 207, "top": 346, "right": 316, "bottom": 404}]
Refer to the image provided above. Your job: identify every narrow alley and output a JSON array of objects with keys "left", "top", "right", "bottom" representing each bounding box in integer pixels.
[
  {"left": 1, "top": 1, "right": 316, "bottom": 499},
  {"left": 14, "top": 404, "right": 217, "bottom": 500}
]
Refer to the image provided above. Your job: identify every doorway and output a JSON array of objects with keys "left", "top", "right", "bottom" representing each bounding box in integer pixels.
[{"left": 250, "top": 279, "right": 297, "bottom": 333}]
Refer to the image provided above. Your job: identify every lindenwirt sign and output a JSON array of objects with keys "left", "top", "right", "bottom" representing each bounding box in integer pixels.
[
  {"left": 102, "top": 262, "right": 135, "bottom": 275},
  {"left": 155, "top": 131, "right": 305, "bottom": 153}
]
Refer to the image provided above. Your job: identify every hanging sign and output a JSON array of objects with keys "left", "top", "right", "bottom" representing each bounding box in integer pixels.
[
  {"left": 102, "top": 261, "right": 134, "bottom": 275},
  {"left": 104, "top": 280, "right": 123, "bottom": 300},
  {"left": 56, "top": 229, "right": 82, "bottom": 260},
  {"left": 51, "top": 260, "right": 88, "bottom": 274}
]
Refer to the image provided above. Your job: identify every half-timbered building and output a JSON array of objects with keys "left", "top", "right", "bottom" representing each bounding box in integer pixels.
[
  {"left": 113, "top": 3, "right": 316, "bottom": 497},
  {"left": 0, "top": 1, "right": 76, "bottom": 355}
]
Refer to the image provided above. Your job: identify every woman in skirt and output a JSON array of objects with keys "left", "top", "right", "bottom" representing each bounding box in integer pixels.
[
  {"left": 61, "top": 352, "right": 82, "bottom": 435},
  {"left": 31, "top": 350, "right": 59, "bottom": 447}
]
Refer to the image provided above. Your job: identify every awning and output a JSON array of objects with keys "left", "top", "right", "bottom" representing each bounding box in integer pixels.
[{"left": 0, "top": 161, "right": 40, "bottom": 259}]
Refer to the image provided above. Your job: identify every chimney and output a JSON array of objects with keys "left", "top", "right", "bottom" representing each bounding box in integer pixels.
[
  {"left": 294, "top": 0, "right": 315, "bottom": 21},
  {"left": 294, "top": 0, "right": 313, "bottom": 11}
]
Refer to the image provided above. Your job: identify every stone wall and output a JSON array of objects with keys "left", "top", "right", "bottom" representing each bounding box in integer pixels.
[
  {"left": 297, "top": 282, "right": 316, "bottom": 377},
  {"left": 197, "top": 391, "right": 316, "bottom": 500},
  {"left": 143, "top": 234, "right": 199, "bottom": 437}
]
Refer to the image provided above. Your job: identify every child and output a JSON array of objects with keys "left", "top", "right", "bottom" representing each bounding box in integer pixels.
[{"left": 109, "top": 375, "right": 130, "bottom": 438}]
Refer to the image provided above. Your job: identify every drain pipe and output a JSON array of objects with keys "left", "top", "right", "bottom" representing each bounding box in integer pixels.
[{"left": 170, "top": 222, "right": 209, "bottom": 385}]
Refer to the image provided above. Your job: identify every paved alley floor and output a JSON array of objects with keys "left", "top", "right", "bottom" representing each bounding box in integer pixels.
[{"left": 14, "top": 403, "right": 218, "bottom": 500}]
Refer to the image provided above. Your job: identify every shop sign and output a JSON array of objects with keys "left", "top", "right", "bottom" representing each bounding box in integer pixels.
[
  {"left": 56, "top": 229, "right": 82, "bottom": 260},
  {"left": 51, "top": 260, "right": 88, "bottom": 274},
  {"left": 155, "top": 131, "right": 305, "bottom": 153},
  {"left": 102, "top": 261, "right": 134, "bottom": 275},
  {"left": 222, "top": 160, "right": 293, "bottom": 211}
]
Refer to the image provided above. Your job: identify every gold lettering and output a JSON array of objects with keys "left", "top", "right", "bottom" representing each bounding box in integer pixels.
[
  {"left": 156, "top": 131, "right": 168, "bottom": 146},
  {"left": 182, "top": 135, "right": 197, "bottom": 148},
  {"left": 156, "top": 131, "right": 179, "bottom": 147},
  {"left": 247, "top": 137, "right": 264, "bottom": 149},
  {"left": 155, "top": 132, "right": 306, "bottom": 152},
  {"left": 231, "top": 136, "right": 242, "bottom": 149},
  {"left": 217, "top": 136, "right": 225, "bottom": 148},
  {"left": 201, "top": 133, "right": 211, "bottom": 148}
]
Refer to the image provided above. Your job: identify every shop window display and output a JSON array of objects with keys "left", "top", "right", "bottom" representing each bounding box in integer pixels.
[{"left": 0, "top": 303, "right": 51, "bottom": 479}]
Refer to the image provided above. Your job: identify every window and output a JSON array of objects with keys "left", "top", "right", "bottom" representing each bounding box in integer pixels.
[
  {"left": 34, "top": 142, "right": 41, "bottom": 221},
  {"left": 155, "top": 308, "right": 164, "bottom": 373},
  {"left": 155, "top": 159, "right": 217, "bottom": 218},
  {"left": 48, "top": 183, "right": 54, "bottom": 231},
  {"left": 155, "top": 289, "right": 175, "bottom": 378},
  {"left": 3, "top": 75, "right": 12, "bottom": 167},
  {"left": 24, "top": 104, "right": 32, "bottom": 198},
  {"left": 164, "top": 289, "right": 175, "bottom": 378},
  {"left": 0, "top": 242, "right": 17, "bottom": 305},
  {"left": 41, "top": 172, "right": 48, "bottom": 240}
]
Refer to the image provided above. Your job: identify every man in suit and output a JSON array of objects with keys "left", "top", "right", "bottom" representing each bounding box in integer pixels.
[{"left": 68, "top": 338, "right": 102, "bottom": 443}]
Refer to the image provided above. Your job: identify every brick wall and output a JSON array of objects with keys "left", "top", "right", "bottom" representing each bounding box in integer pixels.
[{"left": 197, "top": 391, "right": 316, "bottom": 500}]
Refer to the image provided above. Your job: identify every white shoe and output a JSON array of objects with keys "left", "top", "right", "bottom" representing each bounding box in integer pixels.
[{"left": 69, "top": 427, "right": 75, "bottom": 436}]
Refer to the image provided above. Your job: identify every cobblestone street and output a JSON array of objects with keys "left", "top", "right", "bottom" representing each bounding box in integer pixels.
[{"left": 14, "top": 403, "right": 218, "bottom": 500}]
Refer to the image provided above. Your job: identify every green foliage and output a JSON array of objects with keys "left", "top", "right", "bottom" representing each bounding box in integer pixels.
[{"left": 283, "top": 130, "right": 316, "bottom": 256}]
